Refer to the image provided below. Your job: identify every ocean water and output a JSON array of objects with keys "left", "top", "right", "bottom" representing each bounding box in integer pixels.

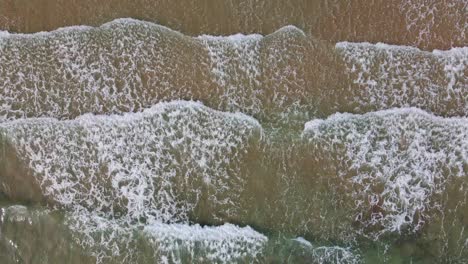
[
  {"left": 0, "top": 0, "right": 466, "bottom": 50},
  {"left": 0, "top": 2, "right": 467, "bottom": 264}
]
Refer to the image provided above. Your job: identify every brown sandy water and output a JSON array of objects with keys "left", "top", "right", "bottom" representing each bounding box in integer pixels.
[
  {"left": 0, "top": 1, "right": 466, "bottom": 264},
  {"left": 0, "top": 0, "right": 466, "bottom": 50}
]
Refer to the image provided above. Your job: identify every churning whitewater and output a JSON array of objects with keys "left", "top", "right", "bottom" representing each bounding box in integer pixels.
[{"left": 0, "top": 4, "right": 466, "bottom": 263}]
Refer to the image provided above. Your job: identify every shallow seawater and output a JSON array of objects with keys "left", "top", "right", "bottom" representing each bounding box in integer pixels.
[
  {"left": 0, "top": 0, "right": 466, "bottom": 50},
  {"left": 0, "top": 1, "right": 467, "bottom": 264}
]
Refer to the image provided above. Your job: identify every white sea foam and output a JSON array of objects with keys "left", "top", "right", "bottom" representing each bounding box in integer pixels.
[
  {"left": 144, "top": 223, "right": 267, "bottom": 263},
  {"left": 198, "top": 32, "right": 263, "bottom": 114},
  {"left": 0, "top": 18, "right": 176, "bottom": 39},
  {"left": 310, "top": 246, "right": 360, "bottom": 264},
  {"left": 2, "top": 205, "right": 30, "bottom": 223},
  {"left": 336, "top": 42, "right": 422, "bottom": 52},
  {"left": 399, "top": 0, "right": 467, "bottom": 46},
  {"left": 0, "top": 18, "right": 206, "bottom": 122},
  {"left": 0, "top": 26, "right": 93, "bottom": 39},
  {"left": 336, "top": 41, "right": 468, "bottom": 116},
  {"left": 0, "top": 101, "right": 262, "bottom": 261},
  {"left": 2, "top": 100, "right": 261, "bottom": 221},
  {"left": 197, "top": 25, "right": 308, "bottom": 118},
  {"left": 0, "top": 18, "right": 304, "bottom": 42},
  {"left": 0, "top": 31, "right": 10, "bottom": 38},
  {"left": 303, "top": 108, "right": 468, "bottom": 238},
  {"left": 0, "top": 19, "right": 311, "bottom": 123},
  {"left": 291, "top": 237, "right": 360, "bottom": 264},
  {"left": 272, "top": 25, "right": 306, "bottom": 36},
  {"left": 336, "top": 41, "right": 468, "bottom": 55},
  {"left": 1, "top": 205, "right": 269, "bottom": 263},
  {"left": 198, "top": 33, "right": 263, "bottom": 42}
]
